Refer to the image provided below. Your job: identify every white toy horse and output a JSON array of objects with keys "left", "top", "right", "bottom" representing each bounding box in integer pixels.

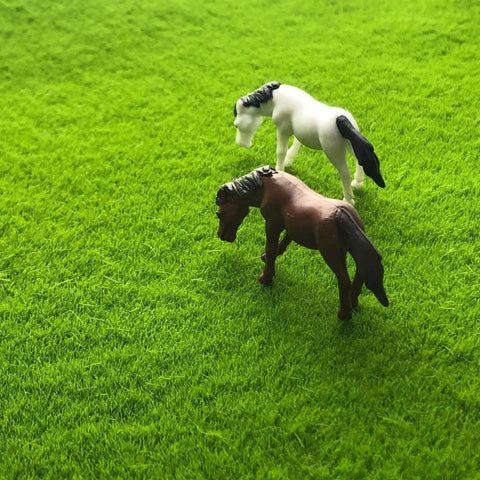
[{"left": 233, "top": 81, "right": 385, "bottom": 205}]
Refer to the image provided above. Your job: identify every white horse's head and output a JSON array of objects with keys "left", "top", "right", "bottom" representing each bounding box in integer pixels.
[
  {"left": 234, "top": 101, "right": 263, "bottom": 148},
  {"left": 233, "top": 81, "right": 281, "bottom": 148}
]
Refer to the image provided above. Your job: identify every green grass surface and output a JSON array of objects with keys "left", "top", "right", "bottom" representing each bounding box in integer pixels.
[{"left": 1, "top": 0, "right": 479, "bottom": 478}]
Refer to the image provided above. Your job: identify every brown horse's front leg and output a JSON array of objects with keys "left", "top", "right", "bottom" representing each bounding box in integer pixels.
[
  {"left": 261, "top": 233, "right": 292, "bottom": 263},
  {"left": 258, "top": 222, "right": 282, "bottom": 286},
  {"left": 319, "top": 242, "right": 352, "bottom": 320}
]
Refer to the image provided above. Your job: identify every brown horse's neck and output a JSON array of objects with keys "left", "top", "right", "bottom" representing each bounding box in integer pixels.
[{"left": 244, "top": 188, "right": 264, "bottom": 208}]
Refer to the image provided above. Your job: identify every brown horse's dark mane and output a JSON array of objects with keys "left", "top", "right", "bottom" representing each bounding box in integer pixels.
[{"left": 216, "top": 166, "right": 277, "bottom": 205}]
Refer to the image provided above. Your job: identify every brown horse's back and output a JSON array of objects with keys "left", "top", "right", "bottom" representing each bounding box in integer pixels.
[{"left": 262, "top": 172, "right": 343, "bottom": 250}]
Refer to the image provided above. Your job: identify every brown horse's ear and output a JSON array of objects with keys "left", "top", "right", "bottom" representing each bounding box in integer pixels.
[
  {"left": 216, "top": 185, "right": 230, "bottom": 206},
  {"left": 222, "top": 184, "right": 235, "bottom": 195}
]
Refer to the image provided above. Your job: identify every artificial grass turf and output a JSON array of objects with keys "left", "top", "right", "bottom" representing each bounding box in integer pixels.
[{"left": 0, "top": 0, "right": 479, "bottom": 478}]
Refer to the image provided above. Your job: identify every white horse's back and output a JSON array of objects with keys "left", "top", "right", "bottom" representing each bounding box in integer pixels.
[
  {"left": 273, "top": 84, "right": 326, "bottom": 112},
  {"left": 273, "top": 85, "right": 354, "bottom": 152},
  {"left": 274, "top": 84, "right": 357, "bottom": 125}
]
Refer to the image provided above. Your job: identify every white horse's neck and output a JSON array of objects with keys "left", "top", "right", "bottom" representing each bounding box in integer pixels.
[{"left": 258, "top": 101, "right": 274, "bottom": 117}]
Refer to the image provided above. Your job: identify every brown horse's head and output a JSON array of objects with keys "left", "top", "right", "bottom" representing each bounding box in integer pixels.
[
  {"left": 216, "top": 197, "right": 249, "bottom": 243},
  {"left": 215, "top": 166, "right": 276, "bottom": 242}
]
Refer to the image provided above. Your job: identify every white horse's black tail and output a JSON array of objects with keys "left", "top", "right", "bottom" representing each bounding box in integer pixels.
[
  {"left": 335, "top": 207, "right": 389, "bottom": 307},
  {"left": 336, "top": 115, "right": 385, "bottom": 188}
]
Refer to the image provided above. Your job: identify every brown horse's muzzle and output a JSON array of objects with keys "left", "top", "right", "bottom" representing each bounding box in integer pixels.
[
  {"left": 216, "top": 204, "right": 249, "bottom": 244},
  {"left": 218, "top": 227, "right": 237, "bottom": 243}
]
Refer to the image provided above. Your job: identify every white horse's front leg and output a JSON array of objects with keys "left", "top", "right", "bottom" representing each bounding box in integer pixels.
[
  {"left": 284, "top": 137, "right": 302, "bottom": 168},
  {"left": 275, "top": 131, "right": 290, "bottom": 171},
  {"left": 352, "top": 161, "right": 365, "bottom": 190}
]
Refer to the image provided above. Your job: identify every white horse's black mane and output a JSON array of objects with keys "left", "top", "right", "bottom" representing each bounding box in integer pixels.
[
  {"left": 234, "top": 81, "right": 281, "bottom": 116},
  {"left": 216, "top": 166, "right": 277, "bottom": 205}
]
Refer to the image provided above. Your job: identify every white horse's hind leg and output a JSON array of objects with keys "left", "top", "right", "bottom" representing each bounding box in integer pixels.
[
  {"left": 352, "top": 160, "right": 365, "bottom": 190},
  {"left": 339, "top": 163, "right": 355, "bottom": 205},
  {"left": 275, "top": 131, "right": 290, "bottom": 171},
  {"left": 326, "top": 148, "right": 355, "bottom": 205},
  {"left": 284, "top": 138, "right": 302, "bottom": 168},
  {"left": 346, "top": 144, "right": 365, "bottom": 190}
]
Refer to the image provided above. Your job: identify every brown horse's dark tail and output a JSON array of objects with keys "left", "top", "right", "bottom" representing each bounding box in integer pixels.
[{"left": 335, "top": 207, "right": 389, "bottom": 307}]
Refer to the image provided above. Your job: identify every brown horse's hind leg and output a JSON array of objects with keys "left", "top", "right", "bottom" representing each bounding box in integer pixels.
[
  {"left": 351, "top": 270, "right": 363, "bottom": 308},
  {"left": 318, "top": 241, "right": 352, "bottom": 320}
]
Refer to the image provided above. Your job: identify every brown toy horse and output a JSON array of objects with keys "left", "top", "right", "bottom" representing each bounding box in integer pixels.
[{"left": 215, "top": 166, "right": 388, "bottom": 319}]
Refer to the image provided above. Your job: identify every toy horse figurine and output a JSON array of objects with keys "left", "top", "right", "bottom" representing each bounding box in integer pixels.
[
  {"left": 233, "top": 81, "right": 385, "bottom": 205},
  {"left": 216, "top": 166, "right": 388, "bottom": 320}
]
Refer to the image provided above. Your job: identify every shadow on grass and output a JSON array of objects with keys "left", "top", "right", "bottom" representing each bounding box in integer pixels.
[{"left": 211, "top": 243, "right": 391, "bottom": 336}]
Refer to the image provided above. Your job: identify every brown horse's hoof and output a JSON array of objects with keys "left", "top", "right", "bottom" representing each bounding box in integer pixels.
[
  {"left": 338, "top": 309, "right": 352, "bottom": 320},
  {"left": 258, "top": 274, "right": 272, "bottom": 286}
]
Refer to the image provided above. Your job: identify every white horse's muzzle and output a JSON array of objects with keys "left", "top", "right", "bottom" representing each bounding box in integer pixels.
[{"left": 235, "top": 131, "right": 253, "bottom": 149}]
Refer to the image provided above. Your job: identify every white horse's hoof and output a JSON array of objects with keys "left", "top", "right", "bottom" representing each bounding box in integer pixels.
[
  {"left": 343, "top": 197, "right": 355, "bottom": 206},
  {"left": 351, "top": 179, "right": 364, "bottom": 190}
]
